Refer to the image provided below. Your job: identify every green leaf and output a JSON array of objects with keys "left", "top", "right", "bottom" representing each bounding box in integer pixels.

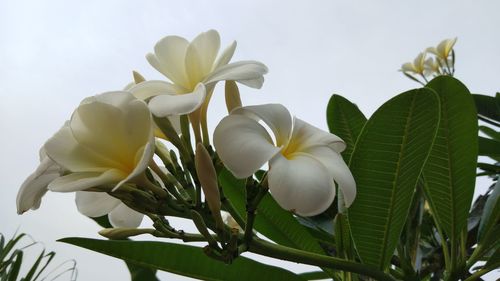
[
  {"left": 7, "top": 250, "right": 22, "bottom": 281},
  {"left": 479, "top": 126, "right": 500, "bottom": 141},
  {"left": 473, "top": 94, "right": 500, "bottom": 123},
  {"left": 348, "top": 87, "right": 440, "bottom": 269},
  {"left": 219, "top": 169, "right": 325, "bottom": 254},
  {"left": 478, "top": 136, "right": 500, "bottom": 161},
  {"left": 326, "top": 94, "right": 367, "bottom": 162},
  {"left": 126, "top": 262, "right": 160, "bottom": 281},
  {"left": 423, "top": 76, "right": 478, "bottom": 242},
  {"left": 478, "top": 180, "right": 500, "bottom": 243},
  {"left": 299, "top": 271, "right": 331, "bottom": 280},
  {"left": 59, "top": 238, "right": 305, "bottom": 281},
  {"left": 23, "top": 250, "right": 46, "bottom": 281}
]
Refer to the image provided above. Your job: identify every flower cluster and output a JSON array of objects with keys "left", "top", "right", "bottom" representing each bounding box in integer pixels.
[
  {"left": 17, "top": 30, "right": 356, "bottom": 231},
  {"left": 400, "top": 38, "right": 457, "bottom": 85}
]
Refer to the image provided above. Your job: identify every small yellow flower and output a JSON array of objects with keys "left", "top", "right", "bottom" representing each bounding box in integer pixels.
[{"left": 401, "top": 52, "right": 427, "bottom": 75}]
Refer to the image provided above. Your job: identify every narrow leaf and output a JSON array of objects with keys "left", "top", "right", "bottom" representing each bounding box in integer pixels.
[
  {"left": 348, "top": 88, "right": 440, "bottom": 269},
  {"left": 326, "top": 94, "right": 367, "bottom": 162},
  {"left": 478, "top": 180, "right": 500, "bottom": 243},
  {"left": 423, "top": 76, "right": 478, "bottom": 242},
  {"left": 59, "top": 238, "right": 305, "bottom": 281},
  {"left": 473, "top": 94, "right": 500, "bottom": 122},
  {"left": 478, "top": 136, "right": 500, "bottom": 161}
]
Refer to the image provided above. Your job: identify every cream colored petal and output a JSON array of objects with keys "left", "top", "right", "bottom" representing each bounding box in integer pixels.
[
  {"left": 236, "top": 76, "right": 265, "bottom": 89},
  {"left": 187, "top": 30, "right": 221, "bottom": 79},
  {"left": 204, "top": 61, "right": 268, "bottom": 88},
  {"left": 232, "top": 104, "right": 292, "bottom": 147},
  {"left": 113, "top": 142, "right": 154, "bottom": 191},
  {"left": 268, "top": 154, "right": 336, "bottom": 216},
  {"left": 401, "top": 62, "right": 416, "bottom": 72},
  {"left": 75, "top": 191, "right": 121, "bottom": 217},
  {"left": 48, "top": 170, "right": 126, "bottom": 192},
  {"left": 214, "top": 40, "right": 237, "bottom": 69},
  {"left": 149, "top": 35, "right": 190, "bottom": 88},
  {"left": 425, "top": 47, "right": 438, "bottom": 56},
  {"left": 148, "top": 83, "right": 206, "bottom": 117},
  {"left": 70, "top": 92, "right": 153, "bottom": 173},
  {"left": 214, "top": 114, "right": 280, "bottom": 178},
  {"left": 300, "top": 146, "right": 356, "bottom": 207},
  {"left": 108, "top": 203, "right": 144, "bottom": 228},
  {"left": 289, "top": 117, "right": 346, "bottom": 153},
  {"left": 128, "top": 80, "right": 184, "bottom": 100},
  {"left": 16, "top": 157, "right": 60, "bottom": 214},
  {"left": 44, "top": 124, "right": 118, "bottom": 172}
]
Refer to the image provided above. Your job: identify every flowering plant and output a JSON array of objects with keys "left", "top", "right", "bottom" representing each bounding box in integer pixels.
[{"left": 17, "top": 32, "right": 499, "bottom": 281}]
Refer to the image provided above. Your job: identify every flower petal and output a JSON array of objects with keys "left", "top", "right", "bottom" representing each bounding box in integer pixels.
[
  {"left": 148, "top": 83, "right": 206, "bottom": 117},
  {"left": 214, "top": 114, "right": 280, "bottom": 178},
  {"left": 301, "top": 146, "right": 356, "bottom": 207},
  {"left": 149, "top": 35, "right": 190, "bottom": 88},
  {"left": 108, "top": 203, "right": 144, "bottom": 228},
  {"left": 70, "top": 92, "right": 153, "bottom": 173},
  {"left": 128, "top": 80, "right": 184, "bottom": 100},
  {"left": 232, "top": 104, "right": 292, "bottom": 147},
  {"left": 204, "top": 61, "right": 268, "bottom": 88},
  {"left": 214, "top": 40, "right": 237, "bottom": 69},
  {"left": 44, "top": 123, "right": 118, "bottom": 172},
  {"left": 268, "top": 154, "right": 336, "bottom": 216},
  {"left": 48, "top": 170, "right": 125, "bottom": 192},
  {"left": 113, "top": 142, "right": 155, "bottom": 191},
  {"left": 186, "top": 30, "right": 220, "bottom": 82},
  {"left": 75, "top": 191, "right": 121, "bottom": 217},
  {"left": 16, "top": 157, "right": 59, "bottom": 214},
  {"left": 289, "top": 117, "right": 346, "bottom": 153}
]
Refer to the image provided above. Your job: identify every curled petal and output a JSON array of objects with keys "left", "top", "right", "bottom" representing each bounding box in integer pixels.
[
  {"left": 148, "top": 83, "right": 206, "bottom": 117},
  {"left": 301, "top": 146, "right": 356, "bottom": 207},
  {"left": 75, "top": 191, "right": 121, "bottom": 217},
  {"left": 268, "top": 154, "right": 336, "bottom": 216},
  {"left": 288, "top": 118, "right": 345, "bottom": 153},
  {"left": 48, "top": 170, "right": 126, "bottom": 192},
  {"left": 16, "top": 157, "right": 59, "bottom": 214},
  {"left": 149, "top": 35, "right": 190, "bottom": 88},
  {"left": 113, "top": 142, "right": 155, "bottom": 191},
  {"left": 214, "top": 114, "right": 280, "bottom": 178},
  {"left": 214, "top": 41, "right": 237, "bottom": 69},
  {"left": 232, "top": 104, "right": 292, "bottom": 147},
  {"left": 128, "top": 80, "right": 183, "bottom": 100},
  {"left": 108, "top": 203, "right": 144, "bottom": 228},
  {"left": 204, "top": 61, "right": 268, "bottom": 88}
]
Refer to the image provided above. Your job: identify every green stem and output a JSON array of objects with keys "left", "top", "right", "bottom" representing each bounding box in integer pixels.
[{"left": 248, "top": 238, "right": 398, "bottom": 281}]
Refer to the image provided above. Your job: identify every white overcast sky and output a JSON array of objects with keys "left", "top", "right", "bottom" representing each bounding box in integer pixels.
[{"left": 1, "top": 0, "right": 499, "bottom": 280}]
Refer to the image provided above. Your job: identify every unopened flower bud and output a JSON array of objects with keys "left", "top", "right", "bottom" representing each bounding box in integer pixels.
[
  {"left": 132, "top": 71, "right": 146, "bottom": 84},
  {"left": 195, "top": 143, "right": 223, "bottom": 228},
  {"left": 99, "top": 227, "right": 155, "bottom": 240},
  {"left": 225, "top": 81, "right": 242, "bottom": 113}
]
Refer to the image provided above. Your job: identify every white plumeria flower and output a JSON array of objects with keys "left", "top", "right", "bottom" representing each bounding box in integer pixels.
[
  {"left": 16, "top": 148, "right": 63, "bottom": 214},
  {"left": 426, "top": 37, "right": 457, "bottom": 60},
  {"left": 75, "top": 191, "right": 143, "bottom": 228},
  {"left": 43, "top": 91, "right": 155, "bottom": 192},
  {"left": 129, "top": 29, "right": 268, "bottom": 117},
  {"left": 213, "top": 104, "right": 356, "bottom": 216},
  {"left": 424, "top": 57, "right": 441, "bottom": 76},
  {"left": 401, "top": 52, "right": 427, "bottom": 75}
]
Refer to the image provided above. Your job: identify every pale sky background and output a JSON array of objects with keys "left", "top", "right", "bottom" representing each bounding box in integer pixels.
[{"left": 1, "top": 0, "right": 499, "bottom": 280}]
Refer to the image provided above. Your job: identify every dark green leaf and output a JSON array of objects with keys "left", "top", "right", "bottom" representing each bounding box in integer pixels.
[
  {"left": 326, "top": 94, "right": 367, "bottom": 162},
  {"left": 23, "top": 250, "right": 46, "bottom": 281},
  {"left": 478, "top": 180, "right": 500, "bottom": 243},
  {"left": 348, "top": 88, "right": 440, "bottom": 269},
  {"left": 479, "top": 126, "right": 500, "bottom": 141},
  {"left": 126, "top": 261, "right": 159, "bottom": 281},
  {"left": 473, "top": 94, "right": 500, "bottom": 123},
  {"left": 478, "top": 136, "right": 500, "bottom": 161},
  {"left": 59, "top": 238, "right": 305, "bottom": 281},
  {"left": 219, "top": 169, "right": 325, "bottom": 254},
  {"left": 423, "top": 76, "right": 478, "bottom": 242},
  {"left": 477, "top": 163, "right": 500, "bottom": 174},
  {"left": 7, "top": 250, "right": 22, "bottom": 281},
  {"left": 298, "top": 271, "right": 331, "bottom": 280},
  {"left": 90, "top": 215, "right": 113, "bottom": 228}
]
